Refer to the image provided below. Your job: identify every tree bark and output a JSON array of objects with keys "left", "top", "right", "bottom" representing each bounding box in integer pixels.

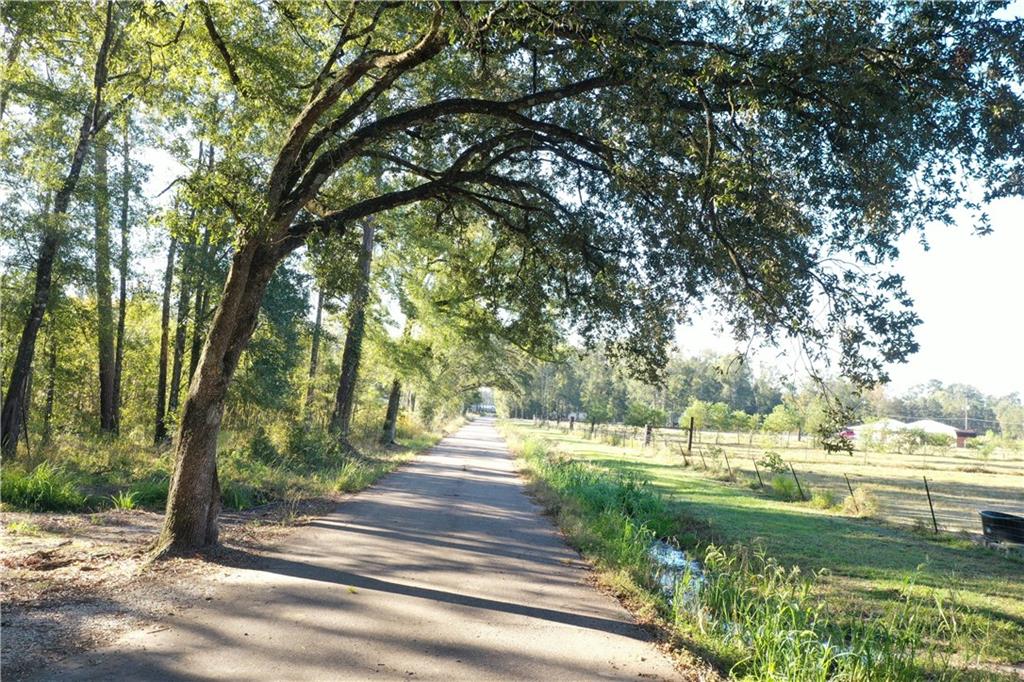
[
  {"left": 380, "top": 378, "right": 401, "bottom": 445},
  {"left": 0, "top": 1, "right": 117, "bottom": 456},
  {"left": 154, "top": 238, "right": 177, "bottom": 444},
  {"left": 329, "top": 221, "right": 375, "bottom": 441},
  {"left": 188, "top": 228, "right": 211, "bottom": 385},
  {"left": 112, "top": 117, "right": 131, "bottom": 434},
  {"left": 155, "top": 240, "right": 283, "bottom": 556},
  {"left": 93, "top": 134, "right": 117, "bottom": 433},
  {"left": 304, "top": 287, "right": 324, "bottom": 419}
]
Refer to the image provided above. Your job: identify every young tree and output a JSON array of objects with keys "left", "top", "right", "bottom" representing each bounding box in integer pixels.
[
  {"left": 92, "top": 134, "right": 117, "bottom": 432},
  {"left": 2, "top": 3, "right": 122, "bottom": 454},
  {"left": 154, "top": 237, "right": 177, "bottom": 444}
]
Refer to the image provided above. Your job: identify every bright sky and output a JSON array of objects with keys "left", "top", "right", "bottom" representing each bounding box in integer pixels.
[{"left": 677, "top": 197, "right": 1024, "bottom": 397}]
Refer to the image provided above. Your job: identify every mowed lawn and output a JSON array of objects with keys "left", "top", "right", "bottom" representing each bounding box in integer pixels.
[{"left": 507, "top": 421, "right": 1024, "bottom": 666}]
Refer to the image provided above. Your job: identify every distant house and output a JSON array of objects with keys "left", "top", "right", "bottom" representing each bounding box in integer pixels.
[{"left": 847, "top": 418, "right": 976, "bottom": 448}]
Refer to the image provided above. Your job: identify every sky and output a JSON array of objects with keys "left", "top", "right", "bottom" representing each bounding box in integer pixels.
[{"left": 675, "top": 197, "right": 1024, "bottom": 397}]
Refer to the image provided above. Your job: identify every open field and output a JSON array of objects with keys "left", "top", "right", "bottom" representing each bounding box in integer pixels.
[
  {"left": 567, "top": 422, "right": 1023, "bottom": 536},
  {"left": 502, "top": 420, "right": 1024, "bottom": 673}
]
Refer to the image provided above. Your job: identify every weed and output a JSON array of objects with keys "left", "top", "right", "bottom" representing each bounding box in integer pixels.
[
  {"left": 6, "top": 520, "right": 42, "bottom": 535},
  {"left": 841, "top": 485, "right": 879, "bottom": 518},
  {"left": 809, "top": 489, "right": 840, "bottom": 510},
  {"left": 109, "top": 490, "right": 138, "bottom": 510}
]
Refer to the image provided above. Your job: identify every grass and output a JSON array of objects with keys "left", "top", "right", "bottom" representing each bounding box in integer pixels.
[
  {"left": 503, "top": 421, "right": 1024, "bottom": 679},
  {"left": 2, "top": 414, "right": 464, "bottom": 514},
  {"left": 1, "top": 463, "right": 87, "bottom": 512}
]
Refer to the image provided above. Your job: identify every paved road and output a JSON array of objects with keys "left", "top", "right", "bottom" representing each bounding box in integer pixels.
[{"left": 42, "top": 418, "right": 681, "bottom": 680}]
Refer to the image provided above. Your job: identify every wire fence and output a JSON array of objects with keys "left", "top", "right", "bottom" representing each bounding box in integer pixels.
[{"left": 525, "top": 418, "right": 1023, "bottom": 537}]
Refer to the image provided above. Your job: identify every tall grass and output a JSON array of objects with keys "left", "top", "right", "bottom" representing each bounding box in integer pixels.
[
  {"left": 510, "top": 433, "right": 982, "bottom": 681},
  {"left": 1, "top": 463, "right": 87, "bottom": 512}
]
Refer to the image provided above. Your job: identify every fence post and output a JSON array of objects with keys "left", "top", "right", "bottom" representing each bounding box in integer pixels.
[
  {"left": 687, "top": 416, "right": 694, "bottom": 453},
  {"left": 923, "top": 476, "right": 939, "bottom": 533},
  {"left": 844, "top": 473, "right": 858, "bottom": 514},
  {"left": 752, "top": 458, "right": 764, "bottom": 488},
  {"left": 698, "top": 447, "right": 707, "bottom": 469},
  {"left": 722, "top": 448, "right": 733, "bottom": 478},
  {"left": 789, "top": 463, "right": 806, "bottom": 501},
  {"left": 678, "top": 444, "right": 689, "bottom": 467}
]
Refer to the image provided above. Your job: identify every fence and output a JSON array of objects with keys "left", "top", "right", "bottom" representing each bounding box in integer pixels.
[{"left": 523, "top": 418, "right": 1023, "bottom": 537}]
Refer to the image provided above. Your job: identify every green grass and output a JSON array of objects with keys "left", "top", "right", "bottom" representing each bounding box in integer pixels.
[
  {"left": 1, "top": 463, "right": 87, "bottom": 512},
  {"left": 3, "top": 415, "right": 463, "bottom": 514},
  {"left": 503, "top": 421, "right": 1024, "bottom": 679}
]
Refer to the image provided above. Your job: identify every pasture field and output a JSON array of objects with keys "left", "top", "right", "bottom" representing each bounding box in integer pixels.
[
  {"left": 577, "top": 422, "right": 1022, "bottom": 536},
  {"left": 502, "top": 420, "right": 1024, "bottom": 672}
]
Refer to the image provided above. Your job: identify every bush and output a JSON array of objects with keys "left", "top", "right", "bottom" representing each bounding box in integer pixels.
[
  {"left": 1, "top": 463, "right": 87, "bottom": 512},
  {"left": 756, "top": 450, "right": 787, "bottom": 474},
  {"left": 770, "top": 474, "right": 801, "bottom": 501},
  {"left": 809, "top": 489, "right": 840, "bottom": 510},
  {"left": 129, "top": 475, "right": 169, "bottom": 509},
  {"left": 248, "top": 425, "right": 282, "bottom": 465}
]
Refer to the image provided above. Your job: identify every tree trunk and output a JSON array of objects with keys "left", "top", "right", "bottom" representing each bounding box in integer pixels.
[
  {"left": 380, "top": 378, "right": 401, "bottom": 445},
  {"left": 41, "top": 334, "right": 57, "bottom": 446},
  {"left": 0, "top": 2, "right": 116, "bottom": 456},
  {"left": 329, "top": 221, "right": 375, "bottom": 441},
  {"left": 155, "top": 240, "right": 283, "bottom": 556},
  {"left": 304, "top": 287, "right": 324, "bottom": 419},
  {"left": 154, "top": 238, "right": 177, "bottom": 444},
  {"left": 93, "top": 135, "right": 117, "bottom": 433},
  {"left": 188, "top": 228, "right": 212, "bottom": 385},
  {"left": 169, "top": 240, "right": 193, "bottom": 416},
  {"left": 112, "top": 117, "right": 131, "bottom": 434}
]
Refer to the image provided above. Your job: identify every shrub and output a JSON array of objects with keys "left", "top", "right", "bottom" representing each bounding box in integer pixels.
[
  {"left": 770, "top": 474, "right": 800, "bottom": 501},
  {"left": 756, "top": 450, "right": 787, "bottom": 474},
  {"left": 842, "top": 485, "right": 879, "bottom": 518},
  {"left": 1, "top": 463, "right": 87, "bottom": 512},
  {"left": 809, "top": 489, "right": 840, "bottom": 510},
  {"left": 248, "top": 425, "right": 281, "bottom": 465},
  {"left": 129, "top": 476, "right": 169, "bottom": 509}
]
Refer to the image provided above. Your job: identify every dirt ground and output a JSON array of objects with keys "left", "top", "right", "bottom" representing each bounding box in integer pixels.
[{"left": 0, "top": 500, "right": 333, "bottom": 678}]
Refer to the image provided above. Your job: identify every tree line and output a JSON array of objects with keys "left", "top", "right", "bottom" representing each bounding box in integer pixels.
[
  {"left": 2, "top": 2, "right": 1021, "bottom": 554},
  {"left": 499, "top": 350, "right": 1024, "bottom": 439}
]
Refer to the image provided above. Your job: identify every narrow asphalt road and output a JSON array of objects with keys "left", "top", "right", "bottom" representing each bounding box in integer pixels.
[{"left": 41, "top": 418, "right": 682, "bottom": 681}]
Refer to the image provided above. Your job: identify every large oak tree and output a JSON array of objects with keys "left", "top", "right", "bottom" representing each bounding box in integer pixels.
[{"left": 70, "top": 1, "right": 1019, "bottom": 555}]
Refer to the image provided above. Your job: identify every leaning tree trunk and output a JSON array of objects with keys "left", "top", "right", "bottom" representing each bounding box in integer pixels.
[
  {"left": 154, "top": 238, "right": 177, "bottom": 444},
  {"left": 0, "top": 2, "right": 116, "bottom": 455},
  {"left": 93, "top": 135, "right": 117, "bottom": 433},
  {"left": 112, "top": 117, "right": 131, "bottom": 433},
  {"left": 379, "top": 378, "right": 401, "bottom": 445},
  {"left": 155, "top": 240, "right": 283, "bottom": 556},
  {"left": 329, "top": 221, "right": 375, "bottom": 441},
  {"left": 303, "top": 288, "right": 324, "bottom": 419}
]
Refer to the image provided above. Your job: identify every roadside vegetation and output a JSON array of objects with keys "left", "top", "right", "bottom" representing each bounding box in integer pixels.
[
  {"left": 501, "top": 421, "right": 1024, "bottom": 680},
  {"left": 1, "top": 415, "right": 464, "bottom": 516}
]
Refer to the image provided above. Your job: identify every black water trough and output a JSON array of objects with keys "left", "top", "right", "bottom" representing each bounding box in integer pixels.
[{"left": 980, "top": 511, "right": 1024, "bottom": 544}]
